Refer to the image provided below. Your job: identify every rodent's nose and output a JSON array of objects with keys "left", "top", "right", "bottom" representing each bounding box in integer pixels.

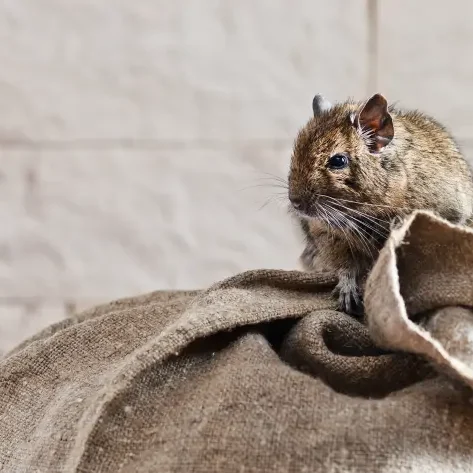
[{"left": 289, "top": 195, "right": 304, "bottom": 211}]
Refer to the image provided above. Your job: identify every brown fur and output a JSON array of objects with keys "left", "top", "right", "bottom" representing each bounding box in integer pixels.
[{"left": 288, "top": 94, "right": 473, "bottom": 315}]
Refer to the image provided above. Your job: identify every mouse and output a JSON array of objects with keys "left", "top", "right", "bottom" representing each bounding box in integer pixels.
[{"left": 287, "top": 93, "right": 473, "bottom": 316}]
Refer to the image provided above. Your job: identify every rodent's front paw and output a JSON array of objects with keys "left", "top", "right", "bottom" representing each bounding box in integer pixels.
[{"left": 333, "top": 277, "right": 364, "bottom": 317}]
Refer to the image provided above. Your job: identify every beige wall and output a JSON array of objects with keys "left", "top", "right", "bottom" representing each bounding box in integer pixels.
[{"left": 2, "top": 0, "right": 473, "bottom": 353}]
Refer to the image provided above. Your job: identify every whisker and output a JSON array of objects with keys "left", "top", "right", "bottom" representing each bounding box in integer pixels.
[
  {"left": 317, "top": 202, "right": 334, "bottom": 231},
  {"left": 254, "top": 177, "right": 289, "bottom": 184},
  {"left": 256, "top": 194, "right": 288, "bottom": 211},
  {"left": 259, "top": 172, "right": 289, "bottom": 186},
  {"left": 349, "top": 222, "right": 377, "bottom": 257},
  {"left": 257, "top": 199, "right": 272, "bottom": 211},
  {"left": 324, "top": 204, "right": 362, "bottom": 259},
  {"left": 316, "top": 203, "right": 332, "bottom": 233},
  {"left": 350, "top": 214, "right": 389, "bottom": 241},
  {"left": 320, "top": 203, "right": 356, "bottom": 260},
  {"left": 325, "top": 197, "right": 391, "bottom": 225},
  {"left": 325, "top": 203, "right": 377, "bottom": 257},
  {"left": 327, "top": 200, "right": 390, "bottom": 239},
  {"left": 314, "top": 192, "right": 412, "bottom": 212},
  {"left": 238, "top": 183, "right": 288, "bottom": 192}
]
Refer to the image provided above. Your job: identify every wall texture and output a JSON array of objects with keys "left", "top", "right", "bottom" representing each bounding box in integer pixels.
[{"left": 2, "top": 0, "right": 473, "bottom": 353}]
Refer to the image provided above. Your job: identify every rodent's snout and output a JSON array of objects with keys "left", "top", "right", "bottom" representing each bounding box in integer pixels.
[
  {"left": 288, "top": 171, "right": 315, "bottom": 216},
  {"left": 289, "top": 192, "right": 312, "bottom": 215},
  {"left": 289, "top": 194, "right": 303, "bottom": 211}
]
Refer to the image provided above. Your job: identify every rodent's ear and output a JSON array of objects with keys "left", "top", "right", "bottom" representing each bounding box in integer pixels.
[
  {"left": 312, "top": 94, "right": 332, "bottom": 116},
  {"left": 355, "top": 94, "right": 394, "bottom": 152}
]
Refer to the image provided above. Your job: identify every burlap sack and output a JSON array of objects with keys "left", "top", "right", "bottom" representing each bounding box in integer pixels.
[{"left": 1, "top": 210, "right": 473, "bottom": 473}]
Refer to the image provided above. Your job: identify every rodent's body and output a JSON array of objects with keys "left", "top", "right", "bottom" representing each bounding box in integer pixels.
[{"left": 288, "top": 94, "right": 473, "bottom": 315}]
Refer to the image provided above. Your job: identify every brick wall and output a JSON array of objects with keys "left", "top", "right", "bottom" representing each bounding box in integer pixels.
[{"left": 2, "top": 0, "right": 473, "bottom": 353}]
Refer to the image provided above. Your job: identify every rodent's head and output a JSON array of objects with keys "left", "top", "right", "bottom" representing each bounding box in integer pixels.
[{"left": 288, "top": 93, "right": 408, "bottom": 234}]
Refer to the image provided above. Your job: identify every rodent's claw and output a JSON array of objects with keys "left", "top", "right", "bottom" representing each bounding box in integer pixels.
[
  {"left": 345, "top": 296, "right": 365, "bottom": 318},
  {"left": 333, "top": 277, "right": 364, "bottom": 317}
]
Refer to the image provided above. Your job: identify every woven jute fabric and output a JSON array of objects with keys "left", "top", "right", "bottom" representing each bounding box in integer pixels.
[{"left": 1, "top": 211, "right": 473, "bottom": 472}]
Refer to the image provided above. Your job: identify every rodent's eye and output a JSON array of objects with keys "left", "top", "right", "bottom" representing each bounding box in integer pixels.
[{"left": 327, "top": 153, "right": 349, "bottom": 170}]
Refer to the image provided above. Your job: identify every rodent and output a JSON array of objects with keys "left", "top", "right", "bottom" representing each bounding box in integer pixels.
[{"left": 288, "top": 93, "right": 473, "bottom": 315}]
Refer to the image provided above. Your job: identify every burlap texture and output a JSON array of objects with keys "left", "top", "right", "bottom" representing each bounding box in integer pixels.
[{"left": 1, "top": 211, "right": 473, "bottom": 472}]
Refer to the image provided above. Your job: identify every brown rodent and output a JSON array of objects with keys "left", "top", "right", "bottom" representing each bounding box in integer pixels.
[{"left": 288, "top": 93, "right": 473, "bottom": 315}]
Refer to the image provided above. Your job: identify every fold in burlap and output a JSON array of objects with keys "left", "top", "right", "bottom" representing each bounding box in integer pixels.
[{"left": 1, "top": 211, "right": 473, "bottom": 473}]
